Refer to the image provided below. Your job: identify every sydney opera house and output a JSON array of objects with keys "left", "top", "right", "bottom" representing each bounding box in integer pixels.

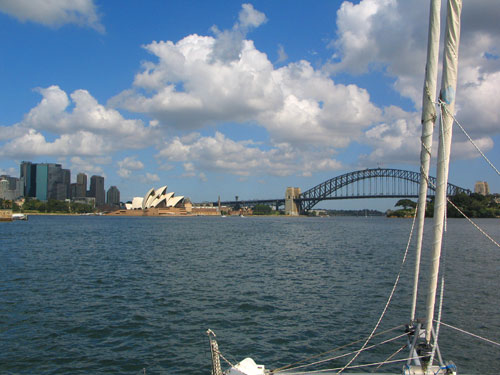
[
  {"left": 109, "top": 185, "right": 191, "bottom": 216},
  {"left": 124, "top": 186, "right": 184, "bottom": 210},
  {"left": 108, "top": 185, "right": 234, "bottom": 217}
]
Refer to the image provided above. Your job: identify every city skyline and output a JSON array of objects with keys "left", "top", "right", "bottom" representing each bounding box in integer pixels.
[
  {"left": 0, "top": 1, "right": 499, "bottom": 209},
  {"left": 0, "top": 160, "right": 119, "bottom": 207}
]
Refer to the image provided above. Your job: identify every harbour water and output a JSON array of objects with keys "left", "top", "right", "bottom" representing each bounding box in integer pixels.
[{"left": 1, "top": 215, "right": 499, "bottom": 374}]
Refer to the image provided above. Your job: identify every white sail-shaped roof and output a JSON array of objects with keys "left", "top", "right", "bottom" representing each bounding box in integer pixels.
[
  {"left": 128, "top": 185, "right": 185, "bottom": 210},
  {"left": 149, "top": 186, "right": 168, "bottom": 208},
  {"left": 167, "top": 195, "right": 184, "bottom": 207},
  {"left": 163, "top": 192, "right": 174, "bottom": 204},
  {"left": 132, "top": 197, "right": 144, "bottom": 209},
  {"left": 142, "top": 188, "right": 155, "bottom": 209}
]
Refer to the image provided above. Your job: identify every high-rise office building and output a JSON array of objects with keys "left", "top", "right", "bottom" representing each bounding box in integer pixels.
[
  {"left": 107, "top": 186, "right": 120, "bottom": 207},
  {"left": 20, "top": 161, "right": 37, "bottom": 197},
  {"left": 36, "top": 164, "right": 49, "bottom": 201},
  {"left": 77, "top": 173, "right": 87, "bottom": 190},
  {"left": 51, "top": 168, "right": 71, "bottom": 200},
  {"left": 0, "top": 175, "right": 23, "bottom": 200},
  {"left": 0, "top": 178, "right": 12, "bottom": 200},
  {"left": 47, "top": 164, "right": 66, "bottom": 200},
  {"left": 90, "top": 175, "right": 105, "bottom": 207},
  {"left": 35, "top": 163, "right": 70, "bottom": 201},
  {"left": 70, "top": 183, "right": 79, "bottom": 199},
  {"left": 71, "top": 173, "right": 87, "bottom": 198},
  {"left": 18, "top": 161, "right": 119, "bottom": 205}
]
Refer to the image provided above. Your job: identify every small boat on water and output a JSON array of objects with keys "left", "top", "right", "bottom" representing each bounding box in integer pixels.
[
  {"left": 12, "top": 213, "right": 28, "bottom": 221},
  {"left": 205, "top": 1, "right": 498, "bottom": 374}
]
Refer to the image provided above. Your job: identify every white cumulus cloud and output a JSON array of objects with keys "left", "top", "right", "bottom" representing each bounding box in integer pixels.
[
  {"left": 329, "top": 0, "right": 500, "bottom": 166},
  {"left": 0, "top": 0, "right": 104, "bottom": 32},
  {"left": 110, "top": 3, "right": 380, "bottom": 156},
  {"left": 0, "top": 85, "right": 158, "bottom": 159},
  {"left": 69, "top": 156, "right": 106, "bottom": 177},
  {"left": 117, "top": 156, "right": 145, "bottom": 178},
  {"left": 157, "top": 131, "right": 343, "bottom": 178}
]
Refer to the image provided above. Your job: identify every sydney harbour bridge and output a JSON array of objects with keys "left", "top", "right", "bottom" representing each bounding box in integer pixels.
[{"left": 215, "top": 168, "right": 470, "bottom": 214}]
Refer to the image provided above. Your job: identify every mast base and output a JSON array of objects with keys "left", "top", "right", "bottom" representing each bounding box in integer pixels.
[{"left": 403, "top": 362, "right": 457, "bottom": 375}]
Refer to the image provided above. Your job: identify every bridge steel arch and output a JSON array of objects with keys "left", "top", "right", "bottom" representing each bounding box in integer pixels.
[{"left": 299, "top": 168, "right": 470, "bottom": 212}]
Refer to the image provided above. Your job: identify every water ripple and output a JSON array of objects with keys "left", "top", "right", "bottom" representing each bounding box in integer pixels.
[{"left": 1, "top": 216, "right": 498, "bottom": 374}]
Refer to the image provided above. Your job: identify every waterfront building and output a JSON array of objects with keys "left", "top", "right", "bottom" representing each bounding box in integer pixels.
[
  {"left": 61, "top": 169, "right": 71, "bottom": 199},
  {"left": 0, "top": 176, "right": 23, "bottom": 200},
  {"left": 474, "top": 181, "right": 490, "bottom": 195},
  {"left": 140, "top": 185, "right": 184, "bottom": 209},
  {"left": 20, "top": 161, "right": 37, "bottom": 197},
  {"left": 123, "top": 186, "right": 184, "bottom": 211},
  {"left": 17, "top": 161, "right": 119, "bottom": 204},
  {"left": 70, "top": 183, "right": 79, "bottom": 199},
  {"left": 76, "top": 173, "right": 87, "bottom": 197},
  {"left": 70, "top": 174, "right": 87, "bottom": 199},
  {"left": 0, "top": 175, "right": 18, "bottom": 191},
  {"left": 107, "top": 186, "right": 120, "bottom": 207},
  {"left": 35, "top": 164, "right": 49, "bottom": 201},
  {"left": 89, "top": 175, "right": 105, "bottom": 207},
  {"left": 35, "top": 163, "right": 69, "bottom": 201}
]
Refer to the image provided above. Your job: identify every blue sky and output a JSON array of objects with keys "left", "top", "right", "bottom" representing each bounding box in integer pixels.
[{"left": 0, "top": 0, "right": 499, "bottom": 209}]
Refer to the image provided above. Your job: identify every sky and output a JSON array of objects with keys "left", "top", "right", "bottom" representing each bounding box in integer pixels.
[{"left": 0, "top": 0, "right": 499, "bottom": 210}]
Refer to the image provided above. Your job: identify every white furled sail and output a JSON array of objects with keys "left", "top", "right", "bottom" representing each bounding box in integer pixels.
[
  {"left": 411, "top": 0, "right": 441, "bottom": 324},
  {"left": 425, "top": 0, "right": 462, "bottom": 349}
]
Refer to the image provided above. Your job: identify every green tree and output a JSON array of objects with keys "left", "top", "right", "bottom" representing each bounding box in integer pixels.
[
  {"left": 447, "top": 193, "right": 498, "bottom": 218},
  {"left": 395, "top": 199, "right": 417, "bottom": 210},
  {"left": 253, "top": 204, "right": 272, "bottom": 215},
  {"left": 70, "top": 202, "right": 94, "bottom": 213},
  {"left": 0, "top": 199, "right": 12, "bottom": 209},
  {"left": 12, "top": 202, "right": 20, "bottom": 212},
  {"left": 22, "top": 198, "right": 47, "bottom": 212},
  {"left": 47, "top": 199, "right": 69, "bottom": 213}
]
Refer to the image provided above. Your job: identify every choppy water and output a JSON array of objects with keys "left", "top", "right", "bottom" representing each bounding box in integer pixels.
[{"left": 1, "top": 215, "right": 499, "bottom": 374}]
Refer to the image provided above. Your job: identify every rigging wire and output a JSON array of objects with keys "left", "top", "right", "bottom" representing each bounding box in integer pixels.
[
  {"left": 414, "top": 135, "right": 500, "bottom": 250},
  {"left": 427, "top": 100, "right": 500, "bottom": 247},
  {"left": 438, "top": 100, "right": 500, "bottom": 177},
  {"left": 335, "top": 208, "right": 418, "bottom": 374},
  {"left": 271, "top": 325, "right": 404, "bottom": 373},
  {"left": 278, "top": 356, "right": 426, "bottom": 375},
  {"left": 437, "top": 321, "right": 500, "bottom": 347},
  {"left": 445, "top": 198, "right": 500, "bottom": 249},
  {"left": 275, "top": 332, "right": 410, "bottom": 373},
  {"left": 375, "top": 344, "right": 408, "bottom": 370}
]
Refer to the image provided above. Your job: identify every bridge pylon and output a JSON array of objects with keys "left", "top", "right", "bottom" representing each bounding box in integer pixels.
[{"left": 285, "top": 187, "right": 301, "bottom": 216}]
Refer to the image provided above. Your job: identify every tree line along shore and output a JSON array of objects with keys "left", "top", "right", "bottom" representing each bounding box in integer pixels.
[
  {"left": 387, "top": 193, "right": 500, "bottom": 218},
  {"left": 1, "top": 193, "right": 498, "bottom": 217}
]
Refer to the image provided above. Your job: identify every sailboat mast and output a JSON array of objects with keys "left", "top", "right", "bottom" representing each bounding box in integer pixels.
[
  {"left": 425, "top": 0, "right": 462, "bottom": 344},
  {"left": 411, "top": 0, "right": 441, "bottom": 323}
]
